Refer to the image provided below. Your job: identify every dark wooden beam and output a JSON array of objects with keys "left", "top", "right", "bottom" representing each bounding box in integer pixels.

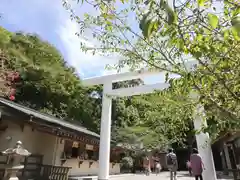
[{"left": 26, "top": 120, "right": 99, "bottom": 146}]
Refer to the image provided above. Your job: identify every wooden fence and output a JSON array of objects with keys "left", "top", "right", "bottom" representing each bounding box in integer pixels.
[
  {"left": 0, "top": 154, "right": 71, "bottom": 180},
  {"left": 41, "top": 165, "right": 71, "bottom": 180}
]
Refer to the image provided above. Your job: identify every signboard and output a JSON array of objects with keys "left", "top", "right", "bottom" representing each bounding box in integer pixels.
[
  {"left": 86, "top": 144, "right": 94, "bottom": 150},
  {"left": 72, "top": 141, "right": 79, "bottom": 148}
]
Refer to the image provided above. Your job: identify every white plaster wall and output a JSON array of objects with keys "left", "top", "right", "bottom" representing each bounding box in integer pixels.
[
  {"left": 0, "top": 121, "right": 28, "bottom": 150},
  {"left": 53, "top": 138, "right": 65, "bottom": 166},
  {"left": 0, "top": 120, "right": 57, "bottom": 165},
  {"left": 52, "top": 140, "right": 121, "bottom": 175},
  {"left": 34, "top": 131, "right": 57, "bottom": 165},
  {"left": 63, "top": 159, "right": 120, "bottom": 176},
  {"left": 0, "top": 121, "right": 121, "bottom": 175}
]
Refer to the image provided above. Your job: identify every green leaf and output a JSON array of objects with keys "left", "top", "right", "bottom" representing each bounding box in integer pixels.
[
  {"left": 142, "top": 19, "right": 152, "bottom": 38},
  {"left": 166, "top": 8, "right": 176, "bottom": 25},
  {"left": 231, "top": 27, "right": 240, "bottom": 40},
  {"left": 233, "top": 7, "right": 240, "bottom": 16},
  {"left": 231, "top": 16, "right": 240, "bottom": 31},
  {"left": 165, "top": 72, "right": 169, "bottom": 83},
  {"left": 141, "top": 17, "right": 159, "bottom": 39},
  {"left": 223, "top": 30, "right": 229, "bottom": 40},
  {"left": 77, "top": 0, "right": 84, "bottom": 4},
  {"left": 160, "top": 0, "right": 166, "bottom": 8},
  {"left": 164, "top": 2, "right": 176, "bottom": 25},
  {"left": 197, "top": 0, "right": 205, "bottom": 7},
  {"left": 139, "top": 13, "right": 150, "bottom": 31},
  {"left": 208, "top": 13, "right": 219, "bottom": 28}
]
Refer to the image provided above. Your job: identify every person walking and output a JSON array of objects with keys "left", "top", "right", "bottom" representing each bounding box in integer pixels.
[
  {"left": 143, "top": 155, "right": 151, "bottom": 176},
  {"left": 166, "top": 148, "right": 178, "bottom": 180},
  {"left": 190, "top": 148, "right": 205, "bottom": 180},
  {"left": 155, "top": 161, "right": 161, "bottom": 175},
  {"left": 186, "top": 160, "right": 192, "bottom": 176}
]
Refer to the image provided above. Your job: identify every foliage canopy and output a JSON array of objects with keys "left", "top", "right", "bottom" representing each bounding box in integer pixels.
[{"left": 63, "top": 0, "right": 240, "bottom": 142}]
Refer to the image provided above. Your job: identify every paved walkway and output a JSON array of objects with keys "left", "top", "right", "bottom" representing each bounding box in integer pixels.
[
  {"left": 109, "top": 172, "right": 233, "bottom": 180},
  {"left": 74, "top": 172, "right": 233, "bottom": 180}
]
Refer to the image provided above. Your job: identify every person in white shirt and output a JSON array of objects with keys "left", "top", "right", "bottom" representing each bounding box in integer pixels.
[
  {"left": 155, "top": 161, "right": 161, "bottom": 175},
  {"left": 186, "top": 160, "right": 192, "bottom": 176},
  {"left": 143, "top": 156, "right": 151, "bottom": 176}
]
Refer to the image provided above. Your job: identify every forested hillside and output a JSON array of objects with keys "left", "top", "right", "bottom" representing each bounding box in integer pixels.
[{"left": 0, "top": 27, "right": 104, "bottom": 131}]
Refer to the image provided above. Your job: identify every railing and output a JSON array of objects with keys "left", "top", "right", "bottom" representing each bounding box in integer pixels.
[
  {"left": 0, "top": 153, "right": 7, "bottom": 179},
  {"left": 41, "top": 165, "right": 71, "bottom": 180},
  {"left": 0, "top": 168, "right": 4, "bottom": 178},
  {"left": 0, "top": 153, "right": 71, "bottom": 180},
  {"left": 0, "top": 165, "right": 71, "bottom": 180},
  {"left": 21, "top": 154, "right": 43, "bottom": 179}
]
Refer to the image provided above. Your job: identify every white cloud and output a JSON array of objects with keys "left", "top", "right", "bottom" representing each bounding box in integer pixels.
[
  {"left": 0, "top": 0, "right": 170, "bottom": 83},
  {"left": 57, "top": 18, "right": 120, "bottom": 78},
  {"left": 0, "top": 0, "right": 120, "bottom": 78}
]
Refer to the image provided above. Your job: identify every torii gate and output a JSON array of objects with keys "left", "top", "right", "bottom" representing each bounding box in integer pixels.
[{"left": 83, "top": 64, "right": 217, "bottom": 180}]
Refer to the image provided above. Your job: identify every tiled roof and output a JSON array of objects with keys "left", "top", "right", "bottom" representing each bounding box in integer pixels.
[{"left": 0, "top": 98, "right": 100, "bottom": 138}]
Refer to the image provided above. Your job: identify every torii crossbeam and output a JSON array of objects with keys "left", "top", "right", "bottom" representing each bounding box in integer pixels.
[{"left": 82, "top": 61, "right": 216, "bottom": 180}]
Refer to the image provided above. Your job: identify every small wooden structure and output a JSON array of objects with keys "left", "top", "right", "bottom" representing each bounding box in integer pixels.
[
  {"left": 0, "top": 98, "right": 121, "bottom": 179},
  {"left": 213, "top": 131, "right": 240, "bottom": 179}
]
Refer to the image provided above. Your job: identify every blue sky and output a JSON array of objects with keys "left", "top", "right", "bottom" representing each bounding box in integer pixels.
[{"left": 0, "top": 0, "right": 168, "bottom": 84}]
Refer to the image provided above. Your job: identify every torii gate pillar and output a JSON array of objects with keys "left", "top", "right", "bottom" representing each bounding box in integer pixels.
[
  {"left": 83, "top": 68, "right": 217, "bottom": 180},
  {"left": 98, "top": 83, "right": 112, "bottom": 180},
  {"left": 193, "top": 103, "right": 217, "bottom": 180}
]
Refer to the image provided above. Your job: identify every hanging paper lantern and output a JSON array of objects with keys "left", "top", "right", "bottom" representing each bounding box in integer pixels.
[
  {"left": 9, "top": 95, "right": 15, "bottom": 101},
  {"left": 9, "top": 88, "right": 16, "bottom": 96},
  {"left": 13, "top": 72, "right": 20, "bottom": 81}
]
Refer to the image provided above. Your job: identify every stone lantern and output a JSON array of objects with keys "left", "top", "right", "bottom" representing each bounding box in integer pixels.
[{"left": 1, "top": 141, "right": 31, "bottom": 180}]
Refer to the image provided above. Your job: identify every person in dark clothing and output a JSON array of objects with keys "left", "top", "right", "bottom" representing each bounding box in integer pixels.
[{"left": 166, "top": 148, "right": 178, "bottom": 180}]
